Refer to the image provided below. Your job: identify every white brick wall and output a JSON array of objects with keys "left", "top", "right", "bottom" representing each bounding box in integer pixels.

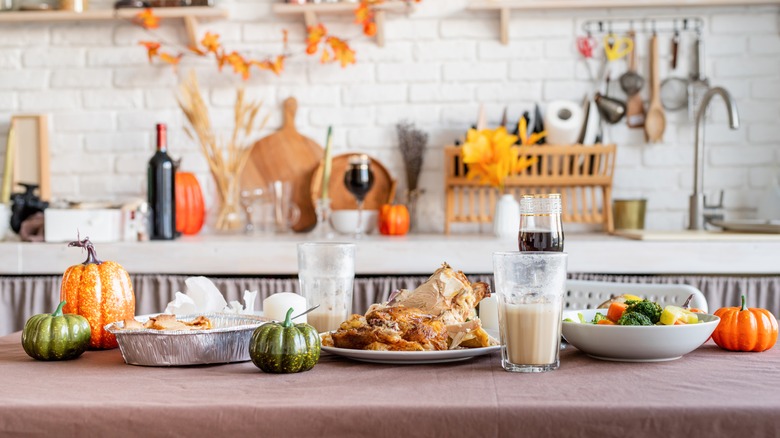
[{"left": 0, "top": 0, "right": 778, "bottom": 233}]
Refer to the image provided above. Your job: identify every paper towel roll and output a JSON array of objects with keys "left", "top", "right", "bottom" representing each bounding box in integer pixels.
[{"left": 545, "top": 101, "right": 584, "bottom": 145}]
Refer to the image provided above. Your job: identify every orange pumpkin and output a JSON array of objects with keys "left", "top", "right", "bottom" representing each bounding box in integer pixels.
[
  {"left": 712, "top": 295, "right": 778, "bottom": 352},
  {"left": 378, "top": 204, "right": 410, "bottom": 236},
  {"left": 60, "top": 238, "right": 135, "bottom": 350},
  {"left": 175, "top": 171, "right": 205, "bottom": 235}
]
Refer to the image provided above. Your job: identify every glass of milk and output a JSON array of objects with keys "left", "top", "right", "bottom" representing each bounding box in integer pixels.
[
  {"left": 493, "top": 252, "right": 567, "bottom": 373},
  {"left": 297, "top": 242, "right": 356, "bottom": 333}
]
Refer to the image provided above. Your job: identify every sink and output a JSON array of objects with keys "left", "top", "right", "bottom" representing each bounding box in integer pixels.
[{"left": 612, "top": 229, "right": 780, "bottom": 241}]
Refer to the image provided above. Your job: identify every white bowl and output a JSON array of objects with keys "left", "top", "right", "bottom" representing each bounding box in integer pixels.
[
  {"left": 561, "top": 308, "right": 720, "bottom": 362},
  {"left": 330, "top": 210, "right": 378, "bottom": 235}
]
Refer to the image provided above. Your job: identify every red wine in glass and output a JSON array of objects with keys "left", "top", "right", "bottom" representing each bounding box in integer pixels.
[
  {"left": 343, "top": 155, "right": 375, "bottom": 237},
  {"left": 518, "top": 231, "right": 564, "bottom": 252}
]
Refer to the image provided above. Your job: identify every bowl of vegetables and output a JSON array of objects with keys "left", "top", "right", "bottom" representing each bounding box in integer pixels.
[{"left": 561, "top": 299, "right": 720, "bottom": 362}]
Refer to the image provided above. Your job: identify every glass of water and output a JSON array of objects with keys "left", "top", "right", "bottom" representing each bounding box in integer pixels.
[{"left": 297, "top": 242, "right": 356, "bottom": 333}]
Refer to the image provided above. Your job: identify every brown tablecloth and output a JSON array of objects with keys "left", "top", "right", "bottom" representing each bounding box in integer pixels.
[{"left": 1, "top": 331, "right": 779, "bottom": 438}]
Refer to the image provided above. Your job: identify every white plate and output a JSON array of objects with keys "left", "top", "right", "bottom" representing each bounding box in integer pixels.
[
  {"left": 322, "top": 330, "right": 500, "bottom": 365},
  {"left": 562, "top": 309, "right": 720, "bottom": 362}
]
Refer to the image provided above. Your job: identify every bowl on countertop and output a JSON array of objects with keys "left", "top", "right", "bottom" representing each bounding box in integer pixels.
[
  {"left": 330, "top": 209, "right": 378, "bottom": 235},
  {"left": 561, "top": 308, "right": 720, "bottom": 362}
]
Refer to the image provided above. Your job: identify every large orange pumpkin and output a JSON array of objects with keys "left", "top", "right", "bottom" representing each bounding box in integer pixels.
[
  {"left": 175, "top": 171, "right": 205, "bottom": 235},
  {"left": 712, "top": 295, "right": 778, "bottom": 352},
  {"left": 60, "top": 238, "right": 135, "bottom": 350},
  {"left": 378, "top": 204, "right": 410, "bottom": 236}
]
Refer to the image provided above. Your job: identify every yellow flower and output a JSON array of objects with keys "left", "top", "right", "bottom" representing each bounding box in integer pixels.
[{"left": 461, "top": 126, "right": 540, "bottom": 192}]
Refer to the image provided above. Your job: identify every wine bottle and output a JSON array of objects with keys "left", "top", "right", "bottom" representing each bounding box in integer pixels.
[{"left": 147, "top": 123, "right": 176, "bottom": 240}]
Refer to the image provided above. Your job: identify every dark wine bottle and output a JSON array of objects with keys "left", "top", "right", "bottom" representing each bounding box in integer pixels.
[{"left": 147, "top": 123, "right": 176, "bottom": 240}]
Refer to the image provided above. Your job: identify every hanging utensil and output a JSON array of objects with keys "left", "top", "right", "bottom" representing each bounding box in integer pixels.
[
  {"left": 644, "top": 33, "right": 666, "bottom": 143},
  {"left": 624, "top": 30, "right": 646, "bottom": 128},
  {"left": 595, "top": 75, "right": 627, "bottom": 124},
  {"left": 619, "top": 31, "right": 644, "bottom": 96},
  {"left": 660, "top": 24, "right": 688, "bottom": 111},
  {"left": 576, "top": 35, "right": 598, "bottom": 59},
  {"left": 603, "top": 33, "right": 634, "bottom": 62},
  {"left": 688, "top": 32, "right": 711, "bottom": 120}
]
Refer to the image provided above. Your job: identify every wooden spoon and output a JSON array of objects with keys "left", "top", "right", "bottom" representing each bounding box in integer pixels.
[{"left": 644, "top": 34, "right": 666, "bottom": 143}]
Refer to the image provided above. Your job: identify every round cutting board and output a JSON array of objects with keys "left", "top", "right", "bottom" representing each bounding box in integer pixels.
[
  {"left": 311, "top": 153, "right": 396, "bottom": 210},
  {"left": 240, "top": 97, "right": 323, "bottom": 232}
]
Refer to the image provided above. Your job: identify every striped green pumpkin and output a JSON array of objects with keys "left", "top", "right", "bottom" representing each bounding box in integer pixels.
[
  {"left": 22, "top": 301, "right": 91, "bottom": 361},
  {"left": 250, "top": 308, "right": 320, "bottom": 373}
]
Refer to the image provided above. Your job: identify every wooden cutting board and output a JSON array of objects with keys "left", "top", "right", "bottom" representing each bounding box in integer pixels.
[{"left": 240, "top": 97, "right": 323, "bottom": 232}]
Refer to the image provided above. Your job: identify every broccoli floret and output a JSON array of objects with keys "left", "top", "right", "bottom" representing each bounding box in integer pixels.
[
  {"left": 624, "top": 299, "right": 663, "bottom": 324},
  {"left": 591, "top": 312, "right": 608, "bottom": 324},
  {"left": 617, "top": 311, "right": 653, "bottom": 326}
]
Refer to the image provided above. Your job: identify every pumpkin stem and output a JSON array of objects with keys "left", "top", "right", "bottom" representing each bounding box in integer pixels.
[
  {"left": 52, "top": 300, "right": 66, "bottom": 317},
  {"left": 68, "top": 237, "right": 102, "bottom": 265},
  {"left": 741, "top": 294, "right": 748, "bottom": 311},
  {"left": 283, "top": 307, "right": 295, "bottom": 328}
]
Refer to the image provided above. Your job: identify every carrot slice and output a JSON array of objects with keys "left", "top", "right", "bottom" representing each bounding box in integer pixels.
[
  {"left": 607, "top": 302, "right": 628, "bottom": 322},
  {"left": 597, "top": 319, "right": 616, "bottom": 325}
]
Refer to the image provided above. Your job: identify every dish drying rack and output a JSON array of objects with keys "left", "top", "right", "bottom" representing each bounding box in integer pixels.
[{"left": 443, "top": 144, "right": 617, "bottom": 234}]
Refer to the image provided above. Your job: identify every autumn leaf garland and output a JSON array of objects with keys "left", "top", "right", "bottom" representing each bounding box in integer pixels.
[{"left": 135, "top": 0, "right": 420, "bottom": 78}]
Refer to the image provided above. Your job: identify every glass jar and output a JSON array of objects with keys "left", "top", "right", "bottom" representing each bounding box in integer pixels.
[{"left": 518, "top": 193, "right": 564, "bottom": 252}]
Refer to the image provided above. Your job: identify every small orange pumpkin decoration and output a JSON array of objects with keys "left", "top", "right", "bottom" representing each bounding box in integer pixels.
[
  {"left": 712, "top": 295, "right": 778, "bottom": 352},
  {"left": 378, "top": 204, "right": 410, "bottom": 236},
  {"left": 60, "top": 238, "right": 135, "bottom": 350},
  {"left": 175, "top": 171, "right": 206, "bottom": 235}
]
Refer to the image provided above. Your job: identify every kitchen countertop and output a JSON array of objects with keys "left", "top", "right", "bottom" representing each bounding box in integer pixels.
[{"left": 0, "top": 232, "right": 778, "bottom": 275}]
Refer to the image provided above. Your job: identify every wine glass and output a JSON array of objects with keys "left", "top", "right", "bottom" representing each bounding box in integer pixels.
[{"left": 343, "top": 154, "right": 375, "bottom": 239}]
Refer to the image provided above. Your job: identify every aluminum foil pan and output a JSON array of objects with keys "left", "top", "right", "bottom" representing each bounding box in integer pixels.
[{"left": 105, "top": 313, "right": 269, "bottom": 367}]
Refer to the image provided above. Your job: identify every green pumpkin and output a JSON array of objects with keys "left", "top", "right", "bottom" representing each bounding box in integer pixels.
[
  {"left": 22, "top": 301, "right": 91, "bottom": 361},
  {"left": 250, "top": 307, "right": 320, "bottom": 373}
]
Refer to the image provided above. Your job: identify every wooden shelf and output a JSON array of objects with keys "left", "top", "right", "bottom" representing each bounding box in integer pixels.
[
  {"left": 272, "top": 1, "right": 413, "bottom": 47},
  {"left": 469, "top": 0, "right": 780, "bottom": 44},
  {"left": 0, "top": 7, "right": 228, "bottom": 46}
]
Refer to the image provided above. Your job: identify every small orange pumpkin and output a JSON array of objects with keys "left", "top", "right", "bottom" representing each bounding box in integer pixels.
[
  {"left": 60, "top": 238, "right": 135, "bottom": 350},
  {"left": 175, "top": 171, "right": 206, "bottom": 235},
  {"left": 378, "top": 204, "right": 410, "bottom": 236},
  {"left": 712, "top": 295, "right": 778, "bottom": 352}
]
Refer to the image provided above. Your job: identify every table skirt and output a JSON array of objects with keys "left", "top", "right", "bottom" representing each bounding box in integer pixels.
[{"left": 2, "top": 273, "right": 779, "bottom": 335}]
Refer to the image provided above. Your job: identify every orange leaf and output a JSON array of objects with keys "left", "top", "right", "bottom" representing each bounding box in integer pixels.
[
  {"left": 216, "top": 48, "right": 227, "bottom": 71},
  {"left": 201, "top": 32, "right": 221, "bottom": 54},
  {"left": 326, "top": 36, "right": 355, "bottom": 68},
  {"left": 139, "top": 41, "right": 160, "bottom": 63},
  {"left": 159, "top": 52, "right": 183, "bottom": 66},
  {"left": 134, "top": 8, "right": 159, "bottom": 30},
  {"left": 320, "top": 48, "right": 332, "bottom": 64},
  {"left": 354, "top": 3, "right": 372, "bottom": 24},
  {"left": 226, "top": 51, "right": 251, "bottom": 80},
  {"left": 188, "top": 45, "right": 206, "bottom": 56},
  {"left": 306, "top": 23, "right": 327, "bottom": 56}
]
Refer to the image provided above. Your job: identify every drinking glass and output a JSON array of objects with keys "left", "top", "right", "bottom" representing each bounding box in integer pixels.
[
  {"left": 239, "top": 187, "right": 269, "bottom": 234},
  {"left": 343, "top": 154, "right": 375, "bottom": 239},
  {"left": 297, "top": 242, "right": 356, "bottom": 333},
  {"left": 268, "top": 180, "right": 301, "bottom": 234},
  {"left": 518, "top": 193, "right": 564, "bottom": 252},
  {"left": 493, "top": 251, "right": 568, "bottom": 373}
]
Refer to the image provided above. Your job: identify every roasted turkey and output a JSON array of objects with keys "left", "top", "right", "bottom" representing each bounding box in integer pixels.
[{"left": 322, "top": 263, "right": 497, "bottom": 351}]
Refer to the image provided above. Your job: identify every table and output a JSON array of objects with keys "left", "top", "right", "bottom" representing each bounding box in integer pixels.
[{"left": 1, "top": 332, "right": 778, "bottom": 438}]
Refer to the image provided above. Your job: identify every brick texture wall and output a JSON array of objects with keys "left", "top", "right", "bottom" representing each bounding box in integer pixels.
[{"left": 0, "top": 0, "right": 778, "bottom": 232}]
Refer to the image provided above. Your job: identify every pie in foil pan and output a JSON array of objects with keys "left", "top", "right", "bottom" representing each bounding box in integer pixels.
[{"left": 105, "top": 313, "right": 269, "bottom": 367}]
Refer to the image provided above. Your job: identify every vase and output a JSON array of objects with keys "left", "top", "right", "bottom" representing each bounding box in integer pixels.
[
  {"left": 215, "top": 173, "right": 243, "bottom": 232},
  {"left": 405, "top": 188, "right": 423, "bottom": 233},
  {"left": 493, "top": 193, "right": 520, "bottom": 238}
]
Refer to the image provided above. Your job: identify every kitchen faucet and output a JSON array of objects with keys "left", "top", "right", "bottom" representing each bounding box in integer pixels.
[{"left": 688, "top": 87, "right": 740, "bottom": 230}]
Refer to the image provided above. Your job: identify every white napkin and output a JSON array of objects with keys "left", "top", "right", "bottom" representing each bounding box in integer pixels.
[{"left": 164, "top": 276, "right": 258, "bottom": 316}]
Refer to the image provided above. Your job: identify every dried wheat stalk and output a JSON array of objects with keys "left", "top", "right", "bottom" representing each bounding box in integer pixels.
[
  {"left": 177, "top": 71, "right": 269, "bottom": 229},
  {"left": 395, "top": 121, "right": 429, "bottom": 192}
]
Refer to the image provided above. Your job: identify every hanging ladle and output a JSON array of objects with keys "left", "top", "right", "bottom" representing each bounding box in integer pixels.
[{"left": 619, "top": 30, "right": 644, "bottom": 96}]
